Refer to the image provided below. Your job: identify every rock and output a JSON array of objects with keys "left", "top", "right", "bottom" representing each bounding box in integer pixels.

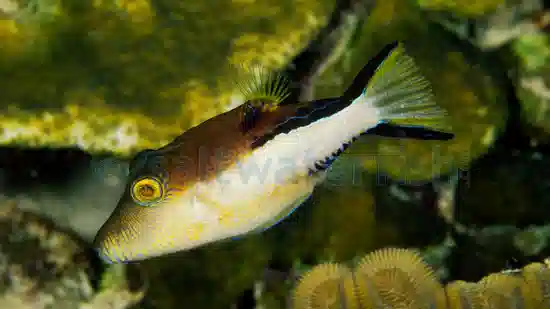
[
  {"left": 0, "top": 0, "right": 66, "bottom": 61},
  {"left": 456, "top": 150, "right": 550, "bottom": 227},
  {"left": 0, "top": 0, "right": 334, "bottom": 157},
  {"left": 0, "top": 200, "right": 146, "bottom": 309},
  {"left": 513, "top": 225, "right": 550, "bottom": 256},
  {"left": 513, "top": 29, "right": 550, "bottom": 137},
  {"left": 477, "top": 0, "right": 545, "bottom": 50},
  {"left": 448, "top": 225, "right": 527, "bottom": 281},
  {"left": 422, "top": 0, "right": 544, "bottom": 51},
  {"left": 372, "top": 180, "right": 448, "bottom": 248},
  {"left": 414, "top": 0, "right": 505, "bottom": 17}
]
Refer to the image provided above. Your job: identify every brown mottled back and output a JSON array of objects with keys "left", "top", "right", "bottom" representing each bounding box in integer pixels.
[{"left": 155, "top": 102, "right": 301, "bottom": 188}]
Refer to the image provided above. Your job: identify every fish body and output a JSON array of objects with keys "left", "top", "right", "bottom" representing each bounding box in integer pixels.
[{"left": 94, "top": 42, "right": 454, "bottom": 263}]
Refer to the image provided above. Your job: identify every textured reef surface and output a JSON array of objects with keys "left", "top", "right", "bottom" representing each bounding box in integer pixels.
[
  {"left": 0, "top": 199, "right": 146, "bottom": 309},
  {"left": 0, "top": 0, "right": 549, "bottom": 308},
  {"left": 291, "top": 247, "right": 550, "bottom": 309},
  {"left": 0, "top": 0, "right": 332, "bottom": 157}
]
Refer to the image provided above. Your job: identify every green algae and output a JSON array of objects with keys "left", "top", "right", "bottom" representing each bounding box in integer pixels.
[
  {"left": 415, "top": 0, "right": 506, "bottom": 17},
  {"left": 0, "top": 0, "right": 334, "bottom": 156},
  {"left": 513, "top": 31, "right": 550, "bottom": 135}
]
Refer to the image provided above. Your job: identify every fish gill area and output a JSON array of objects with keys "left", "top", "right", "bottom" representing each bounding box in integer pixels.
[{"left": 0, "top": 0, "right": 548, "bottom": 308}]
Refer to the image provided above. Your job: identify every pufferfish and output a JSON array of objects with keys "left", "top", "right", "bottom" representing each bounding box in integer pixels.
[{"left": 93, "top": 42, "right": 455, "bottom": 263}]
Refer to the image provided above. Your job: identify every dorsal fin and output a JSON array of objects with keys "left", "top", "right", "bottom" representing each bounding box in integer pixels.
[
  {"left": 233, "top": 65, "right": 291, "bottom": 132},
  {"left": 342, "top": 41, "right": 398, "bottom": 102}
]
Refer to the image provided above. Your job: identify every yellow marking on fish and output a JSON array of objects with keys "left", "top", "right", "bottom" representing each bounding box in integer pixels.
[{"left": 121, "top": 229, "right": 134, "bottom": 243}]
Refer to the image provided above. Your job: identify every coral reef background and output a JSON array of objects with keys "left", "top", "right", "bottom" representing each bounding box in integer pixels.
[
  {"left": 0, "top": 0, "right": 548, "bottom": 308},
  {"left": 292, "top": 247, "right": 550, "bottom": 309}
]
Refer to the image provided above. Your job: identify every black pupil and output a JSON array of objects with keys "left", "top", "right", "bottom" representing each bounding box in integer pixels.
[{"left": 139, "top": 184, "right": 155, "bottom": 198}]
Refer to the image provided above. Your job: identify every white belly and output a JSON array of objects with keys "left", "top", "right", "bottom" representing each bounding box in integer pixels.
[
  {"left": 169, "top": 96, "right": 377, "bottom": 246},
  {"left": 190, "top": 153, "right": 324, "bottom": 241}
]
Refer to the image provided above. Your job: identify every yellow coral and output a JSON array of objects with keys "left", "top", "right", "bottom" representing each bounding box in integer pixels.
[
  {"left": 0, "top": 0, "right": 335, "bottom": 157},
  {"left": 477, "top": 273, "right": 528, "bottom": 309},
  {"left": 181, "top": 80, "right": 234, "bottom": 127},
  {"left": 445, "top": 280, "right": 484, "bottom": 309},
  {"left": 292, "top": 262, "right": 358, "bottom": 309},
  {"left": 292, "top": 247, "right": 550, "bottom": 309},
  {"left": 227, "top": 3, "right": 327, "bottom": 71},
  {"left": 520, "top": 262, "right": 550, "bottom": 308},
  {"left": 354, "top": 248, "right": 447, "bottom": 309}
]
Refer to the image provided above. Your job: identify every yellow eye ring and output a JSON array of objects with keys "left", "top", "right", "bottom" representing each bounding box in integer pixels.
[{"left": 130, "top": 176, "right": 165, "bottom": 206}]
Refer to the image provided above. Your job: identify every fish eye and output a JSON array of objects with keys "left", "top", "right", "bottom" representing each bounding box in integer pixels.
[{"left": 130, "top": 176, "right": 165, "bottom": 206}]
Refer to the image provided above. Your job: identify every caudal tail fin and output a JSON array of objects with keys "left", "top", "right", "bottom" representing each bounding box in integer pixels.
[{"left": 344, "top": 42, "right": 454, "bottom": 141}]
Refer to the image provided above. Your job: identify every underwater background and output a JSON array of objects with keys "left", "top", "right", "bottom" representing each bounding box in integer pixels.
[{"left": 0, "top": 0, "right": 549, "bottom": 308}]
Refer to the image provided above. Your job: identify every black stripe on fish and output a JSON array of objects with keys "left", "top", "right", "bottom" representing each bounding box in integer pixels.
[
  {"left": 252, "top": 97, "right": 344, "bottom": 149},
  {"left": 340, "top": 42, "right": 399, "bottom": 103},
  {"left": 251, "top": 43, "right": 399, "bottom": 149},
  {"left": 241, "top": 100, "right": 263, "bottom": 133},
  {"left": 308, "top": 137, "right": 358, "bottom": 175},
  {"left": 364, "top": 122, "right": 455, "bottom": 140},
  {"left": 307, "top": 121, "right": 454, "bottom": 175}
]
